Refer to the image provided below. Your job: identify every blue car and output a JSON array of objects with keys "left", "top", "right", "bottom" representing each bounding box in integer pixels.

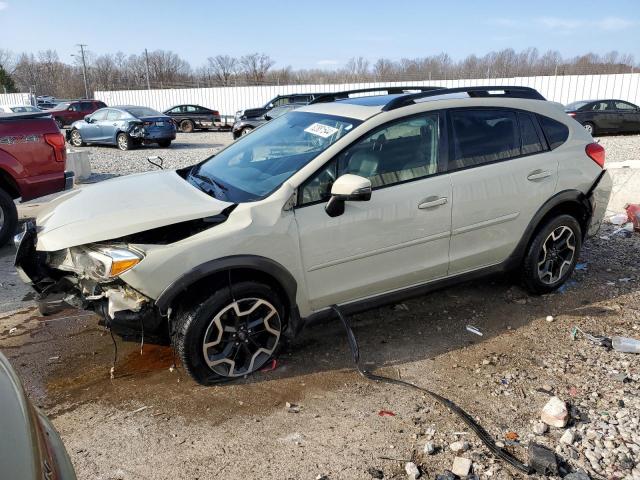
[{"left": 67, "top": 105, "right": 177, "bottom": 150}]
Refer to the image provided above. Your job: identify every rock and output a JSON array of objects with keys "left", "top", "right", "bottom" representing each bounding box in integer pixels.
[
  {"left": 405, "top": 462, "right": 420, "bottom": 479},
  {"left": 449, "top": 440, "right": 470, "bottom": 453},
  {"left": 423, "top": 441, "right": 436, "bottom": 455},
  {"left": 528, "top": 442, "right": 558, "bottom": 476},
  {"left": 451, "top": 457, "right": 472, "bottom": 477},
  {"left": 435, "top": 471, "right": 456, "bottom": 480},
  {"left": 560, "top": 430, "right": 576, "bottom": 445},
  {"left": 367, "top": 467, "right": 384, "bottom": 479},
  {"left": 533, "top": 422, "right": 548, "bottom": 435},
  {"left": 563, "top": 473, "right": 590, "bottom": 480},
  {"left": 285, "top": 402, "right": 301, "bottom": 413},
  {"left": 546, "top": 315, "right": 554, "bottom": 322},
  {"left": 541, "top": 397, "right": 569, "bottom": 428},
  {"left": 613, "top": 372, "right": 630, "bottom": 383}
]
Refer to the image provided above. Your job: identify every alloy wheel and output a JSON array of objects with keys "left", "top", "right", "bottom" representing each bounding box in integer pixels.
[
  {"left": 537, "top": 225, "right": 576, "bottom": 284},
  {"left": 71, "top": 130, "right": 82, "bottom": 147},
  {"left": 201, "top": 297, "right": 281, "bottom": 377},
  {"left": 583, "top": 123, "right": 594, "bottom": 135},
  {"left": 117, "top": 135, "right": 128, "bottom": 150}
]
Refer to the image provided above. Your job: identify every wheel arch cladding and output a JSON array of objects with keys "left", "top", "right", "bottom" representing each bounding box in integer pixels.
[
  {"left": 507, "top": 190, "right": 590, "bottom": 269},
  {"left": 155, "top": 255, "right": 298, "bottom": 319}
]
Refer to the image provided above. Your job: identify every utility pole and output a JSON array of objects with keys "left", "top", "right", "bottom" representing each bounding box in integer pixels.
[
  {"left": 144, "top": 49, "right": 151, "bottom": 90},
  {"left": 76, "top": 44, "right": 89, "bottom": 99}
]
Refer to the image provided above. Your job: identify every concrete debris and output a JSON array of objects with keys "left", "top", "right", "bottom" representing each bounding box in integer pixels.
[
  {"left": 449, "top": 440, "right": 469, "bottom": 453},
  {"left": 533, "top": 422, "right": 548, "bottom": 435},
  {"left": 404, "top": 461, "right": 420, "bottom": 479},
  {"left": 562, "top": 473, "right": 590, "bottom": 480},
  {"left": 423, "top": 441, "right": 436, "bottom": 455},
  {"left": 541, "top": 396, "right": 569, "bottom": 428},
  {"left": 560, "top": 429, "right": 575, "bottom": 445},
  {"left": 451, "top": 456, "right": 472, "bottom": 477}
]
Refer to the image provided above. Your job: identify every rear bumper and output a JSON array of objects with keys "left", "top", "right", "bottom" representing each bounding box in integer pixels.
[
  {"left": 143, "top": 130, "right": 176, "bottom": 141},
  {"left": 586, "top": 170, "right": 612, "bottom": 237}
]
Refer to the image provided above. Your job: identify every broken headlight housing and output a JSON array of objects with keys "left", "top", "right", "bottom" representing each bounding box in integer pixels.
[{"left": 70, "top": 246, "right": 143, "bottom": 282}]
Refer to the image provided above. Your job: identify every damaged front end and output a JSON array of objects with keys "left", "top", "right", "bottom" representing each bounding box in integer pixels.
[{"left": 15, "top": 221, "right": 166, "bottom": 339}]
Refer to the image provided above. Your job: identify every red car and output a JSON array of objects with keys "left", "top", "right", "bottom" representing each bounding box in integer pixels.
[
  {"left": 49, "top": 100, "right": 107, "bottom": 129},
  {"left": 0, "top": 112, "right": 73, "bottom": 245}
]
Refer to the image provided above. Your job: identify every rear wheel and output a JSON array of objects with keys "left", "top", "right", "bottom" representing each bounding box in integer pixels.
[
  {"left": 0, "top": 188, "right": 18, "bottom": 247},
  {"left": 173, "top": 281, "right": 284, "bottom": 385},
  {"left": 522, "top": 214, "right": 582, "bottom": 294},
  {"left": 180, "top": 119, "right": 194, "bottom": 133},
  {"left": 240, "top": 127, "right": 253, "bottom": 136},
  {"left": 69, "top": 129, "right": 84, "bottom": 147},
  {"left": 116, "top": 132, "right": 131, "bottom": 151},
  {"left": 583, "top": 122, "right": 595, "bottom": 135}
]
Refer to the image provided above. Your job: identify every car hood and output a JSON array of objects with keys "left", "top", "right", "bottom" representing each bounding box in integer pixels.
[{"left": 35, "top": 170, "right": 233, "bottom": 251}]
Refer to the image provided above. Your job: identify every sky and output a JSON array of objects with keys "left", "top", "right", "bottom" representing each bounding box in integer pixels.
[{"left": 0, "top": 0, "right": 639, "bottom": 69}]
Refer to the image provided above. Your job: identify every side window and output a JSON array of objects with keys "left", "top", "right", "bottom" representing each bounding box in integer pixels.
[
  {"left": 450, "top": 109, "right": 519, "bottom": 169},
  {"left": 614, "top": 101, "right": 637, "bottom": 110},
  {"left": 91, "top": 109, "right": 108, "bottom": 121},
  {"left": 185, "top": 105, "right": 198, "bottom": 113},
  {"left": 590, "top": 102, "right": 610, "bottom": 111},
  {"left": 518, "top": 112, "right": 544, "bottom": 155},
  {"left": 80, "top": 102, "right": 94, "bottom": 112},
  {"left": 537, "top": 115, "right": 569, "bottom": 150},
  {"left": 299, "top": 159, "right": 338, "bottom": 205},
  {"left": 106, "top": 109, "right": 121, "bottom": 121},
  {"left": 70, "top": 103, "right": 82, "bottom": 112}
]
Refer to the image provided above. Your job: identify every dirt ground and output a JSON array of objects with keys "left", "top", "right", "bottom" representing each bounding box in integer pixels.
[{"left": 0, "top": 135, "right": 639, "bottom": 480}]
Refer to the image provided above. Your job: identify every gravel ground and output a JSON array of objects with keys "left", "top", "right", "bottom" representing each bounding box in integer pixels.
[{"left": 0, "top": 133, "right": 639, "bottom": 480}]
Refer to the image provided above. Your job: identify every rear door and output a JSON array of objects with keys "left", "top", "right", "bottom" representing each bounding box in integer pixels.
[
  {"left": 294, "top": 112, "right": 452, "bottom": 309},
  {"left": 589, "top": 101, "right": 620, "bottom": 131},
  {"left": 612, "top": 100, "right": 640, "bottom": 132},
  {"left": 447, "top": 108, "right": 557, "bottom": 274}
]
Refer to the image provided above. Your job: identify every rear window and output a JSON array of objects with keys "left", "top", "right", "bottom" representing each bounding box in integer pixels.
[
  {"left": 125, "top": 107, "right": 162, "bottom": 118},
  {"left": 537, "top": 115, "right": 569, "bottom": 150},
  {"left": 450, "top": 109, "right": 519, "bottom": 169}
]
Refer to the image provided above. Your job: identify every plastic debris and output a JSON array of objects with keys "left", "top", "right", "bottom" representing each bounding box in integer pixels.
[
  {"left": 612, "top": 222, "right": 634, "bottom": 237},
  {"left": 625, "top": 203, "right": 640, "bottom": 231},
  {"left": 571, "top": 326, "right": 612, "bottom": 348},
  {"left": 504, "top": 431, "right": 519, "bottom": 441},
  {"left": 608, "top": 213, "right": 628, "bottom": 225},
  {"left": 465, "top": 325, "right": 483, "bottom": 336},
  {"left": 528, "top": 442, "right": 558, "bottom": 476},
  {"left": 378, "top": 410, "right": 396, "bottom": 417},
  {"left": 611, "top": 335, "right": 640, "bottom": 353}
]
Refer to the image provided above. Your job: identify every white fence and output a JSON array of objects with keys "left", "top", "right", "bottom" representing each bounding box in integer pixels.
[
  {"left": 0, "top": 92, "right": 34, "bottom": 106},
  {"left": 94, "top": 73, "right": 640, "bottom": 120}
]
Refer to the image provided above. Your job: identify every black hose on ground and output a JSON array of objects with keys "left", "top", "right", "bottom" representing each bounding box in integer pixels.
[{"left": 330, "top": 305, "right": 533, "bottom": 475}]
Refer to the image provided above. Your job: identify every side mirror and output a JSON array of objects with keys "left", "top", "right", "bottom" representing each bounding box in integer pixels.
[
  {"left": 84, "top": 115, "right": 93, "bottom": 123},
  {"left": 263, "top": 113, "right": 272, "bottom": 121},
  {"left": 325, "top": 174, "right": 372, "bottom": 217}
]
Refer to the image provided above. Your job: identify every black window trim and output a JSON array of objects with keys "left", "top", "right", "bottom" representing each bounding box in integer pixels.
[
  {"left": 536, "top": 113, "right": 570, "bottom": 151},
  {"left": 296, "top": 110, "right": 448, "bottom": 209},
  {"left": 445, "top": 106, "right": 552, "bottom": 175}
]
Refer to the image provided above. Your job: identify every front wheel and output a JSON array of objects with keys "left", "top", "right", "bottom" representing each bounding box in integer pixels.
[
  {"left": 240, "top": 127, "right": 253, "bottom": 137},
  {"left": 583, "top": 122, "right": 595, "bottom": 136},
  {"left": 116, "top": 132, "right": 131, "bottom": 151},
  {"left": 0, "top": 188, "right": 18, "bottom": 246},
  {"left": 173, "top": 281, "right": 284, "bottom": 385},
  {"left": 522, "top": 214, "right": 582, "bottom": 294},
  {"left": 69, "top": 129, "right": 84, "bottom": 147}
]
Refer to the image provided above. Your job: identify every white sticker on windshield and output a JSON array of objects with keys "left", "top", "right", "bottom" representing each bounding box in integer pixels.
[{"left": 304, "top": 123, "right": 340, "bottom": 138}]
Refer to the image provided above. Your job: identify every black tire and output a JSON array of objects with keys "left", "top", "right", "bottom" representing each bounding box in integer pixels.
[
  {"left": 240, "top": 127, "right": 253, "bottom": 137},
  {"left": 583, "top": 122, "right": 596, "bottom": 136},
  {"left": 116, "top": 132, "right": 131, "bottom": 151},
  {"left": 173, "top": 281, "right": 284, "bottom": 385},
  {"left": 69, "top": 129, "right": 84, "bottom": 147},
  {"left": 180, "top": 119, "right": 194, "bottom": 133},
  {"left": 54, "top": 117, "right": 64, "bottom": 130},
  {"left": 0, "top": 188, "right": 18, "bottom": 247},
  {"left": 157, "top": 139, "right": 172, "bottom": 148},
  {"left": 522, "top": 214, "right": 582, "bottom": 294}
]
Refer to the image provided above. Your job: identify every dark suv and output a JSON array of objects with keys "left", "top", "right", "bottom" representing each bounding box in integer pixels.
[
  {"left": 49, "top": 100, "right": 107, "bottom": 129},
  {"left": 234, "top": 93, "right": 325, "bottom": 124}
]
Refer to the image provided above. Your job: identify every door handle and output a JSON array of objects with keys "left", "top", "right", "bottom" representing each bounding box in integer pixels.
[
  {"left": 527, "top": 169, "right": 552, "bottom": 181},
  {"left": 418, "top": 196, "right": 448, "bottom": 209}
]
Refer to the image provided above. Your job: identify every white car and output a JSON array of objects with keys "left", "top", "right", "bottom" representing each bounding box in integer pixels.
[
  {"left": 15, "top": 86, "right": 612, "bottom": 385},
  {"left": 0, "top": 104, "right": 43, "bottom": 114}
]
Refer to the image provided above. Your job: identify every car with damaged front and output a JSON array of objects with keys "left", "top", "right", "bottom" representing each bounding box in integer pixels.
[
  {"left": 67, "top": 106, "right": 177, "bottom": 150},
  {"left": 15, "top": 86, "right": 612, "bottom": 386}
]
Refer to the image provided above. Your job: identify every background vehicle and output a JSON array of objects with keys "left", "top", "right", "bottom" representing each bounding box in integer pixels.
[
  {"left": 163, "top": 104, "right": 222, "bottom": 132},
  {"left": 16, "top": 86, "right": 611, "bottom": 385},
  {"left": 0, "top": 112, "right": 72, "bottom": 245},
  {"left": 49, "top": 100, "right": 107, "bottom": 129},
  {"left": 565, "top": 99, "right": 640, "bottom": 135},
  {"left": 0, "top": 105, "right": 43, "bottom": 114},
  {"left": 67, "top": 106, "right": 177, "bottom": 150},
  {"left": 0, "top": 352, "right": 76, "bottom": 479},
  {"left": 232, "top": 103, "right": 301, "bottom": 138},
  {"left": 234, "top": 92, "right": 325, "bottom": 124}
]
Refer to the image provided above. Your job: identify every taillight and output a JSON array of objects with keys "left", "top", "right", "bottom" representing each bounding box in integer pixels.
[
  {"left": 567, "top": 112, "right": 576, "bottom": 117},
  {"left": 585, "top": 142, "right": 605, "bottom": 168},
  {"left": 212, "top": 110, "right": 220, "bottom": 116},
  {"left": 143, "top": 121, "right": 153, "bottom": 126},
  {"left": 44, "top": 132, "right": 67, "bottom": 163}
]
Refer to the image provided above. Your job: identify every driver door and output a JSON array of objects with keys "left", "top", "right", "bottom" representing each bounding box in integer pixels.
[
  {"left": 81, "top": 110, "right": 105, "bottom": 142},
  {"left": 294, "top": 113, "right": 452, "bottom": 310}
]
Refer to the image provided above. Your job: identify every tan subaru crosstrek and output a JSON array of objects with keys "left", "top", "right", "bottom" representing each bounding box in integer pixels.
[{"left": 15, "top": 86, "right": 612, "bottom": 385}]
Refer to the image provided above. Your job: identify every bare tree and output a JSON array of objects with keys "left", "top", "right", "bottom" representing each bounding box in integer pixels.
[
  {"left": 207, "top": 54, "right": 238, "bottom": 86},
  {"left": 239, "top": 53, "right": 275, "bottom": 84}
]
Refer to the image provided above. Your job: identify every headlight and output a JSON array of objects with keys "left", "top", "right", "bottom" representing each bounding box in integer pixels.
[{"left": 71, "top": 246, "right": 143, "bottom": 281}]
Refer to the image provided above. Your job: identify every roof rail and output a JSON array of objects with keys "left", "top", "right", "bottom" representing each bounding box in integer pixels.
[
  {"left": 309, "top": 86, "right": 446, "bottom": 105},
  {"left": 382, "top": 86, "right": 546, "bottom": 111}
]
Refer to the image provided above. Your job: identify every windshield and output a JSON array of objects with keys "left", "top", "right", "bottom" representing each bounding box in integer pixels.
[
  {"left": 565, "top": 101, "right": 589, "bottom": 111},
  {"left": 54, "top": 102, "right": 70, "bottom": 110},
  {"left": 125, "top": 107, "right": 163, "bottom": 118},
  {"left": 189, "top": 111, "right": 360, "bottom": 202}
]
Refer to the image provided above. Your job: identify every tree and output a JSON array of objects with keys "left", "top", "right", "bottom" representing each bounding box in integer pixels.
[
  {"left": 207, "top": 55, "right": 238, "bottom": 86},
  {"left": 239, "top": 53, "right": 274, "bottom": 84},
  {"left": 0, "top": 64, "right": 16, "bottom": 93}
]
